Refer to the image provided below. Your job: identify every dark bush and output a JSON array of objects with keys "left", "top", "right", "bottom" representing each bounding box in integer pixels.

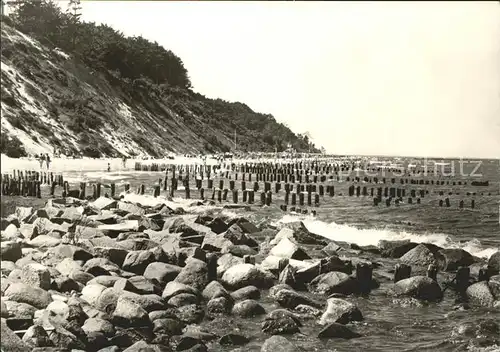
[
  {"left": 82, "top": 146, "right": 100, "bottom": 158},
  {"left": 0, "top": 135, "right": 28, "bottom": 158}
]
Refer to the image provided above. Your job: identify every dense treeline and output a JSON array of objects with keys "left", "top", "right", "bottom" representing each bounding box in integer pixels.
[
  {"left": 4, "top": 0, "right": 320, "bottom": 154},
  {"left": 9, "top": 0, "right": 191, "bottom": 89}
]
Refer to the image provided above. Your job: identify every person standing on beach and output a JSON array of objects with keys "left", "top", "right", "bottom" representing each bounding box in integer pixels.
[
  {"left": 45, "top": 154, "right": 51, "bottom": 169},
  {"left": 39, "top": 154, "right": 46, "bottom": 169},
  {"left": 35, "top": 154, "right": 40, "bottom": 168}
]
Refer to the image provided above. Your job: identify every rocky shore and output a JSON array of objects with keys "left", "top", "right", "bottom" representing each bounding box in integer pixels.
[{"left": 1, "top": 193, "right": 499, "bottom": 351}]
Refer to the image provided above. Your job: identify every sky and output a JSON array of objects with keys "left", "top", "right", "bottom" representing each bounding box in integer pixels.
[{"left": 53, "top": 1, "right": 500, "bottom": 157}]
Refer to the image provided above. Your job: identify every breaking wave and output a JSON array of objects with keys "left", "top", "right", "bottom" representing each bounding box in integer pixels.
[{"left": 275, "top": 214, "right": 498, "bottom": 259}]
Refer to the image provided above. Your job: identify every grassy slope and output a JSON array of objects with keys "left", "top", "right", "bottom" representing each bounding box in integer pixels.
[{"left": 0, "top": 21, "right": 316, "bottom": 158}]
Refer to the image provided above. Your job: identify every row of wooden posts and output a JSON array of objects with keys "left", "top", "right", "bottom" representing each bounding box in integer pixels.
[
  {"left": 0, "top": 168, "right": 478, "bottom": 209},
  {"left": 3, "top": 170, "right": 63, "bottom": 185},
  {"left": 133, "top": 162, "right": 484, "bottom": 189},
  {"left": 1, "top": 171, "right": 64, "bottom": 197},
  {"left": 134, "top": 161, "right": 455, "bottom": 176},
  {"left": 57, "top": 176, "right": 476, "bottom": 210}
]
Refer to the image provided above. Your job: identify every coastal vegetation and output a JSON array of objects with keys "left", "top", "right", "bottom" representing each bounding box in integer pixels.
[{"left": 1, "top": 0, "right": 320, "bottom": 157}]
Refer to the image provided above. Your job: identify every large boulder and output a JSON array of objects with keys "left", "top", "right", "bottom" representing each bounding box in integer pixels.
[
  {"left": 232, "top": 299, "right": 266, "bottom": 317},
  {"left": 319, "top": 298, "right": 363, "bottom": 325},
  {"left": 201, "top": 233, "right": 233, "bottom": 252},
  {"left": 269, "top": 237, "right": 310, "bottom": 260},
  {"left": 276, "top": 222, "right": 327, "bottom": 245},
  {"left": 309, "top": 271, "right": 359, "bottom": 296},
  {"left": 2, "top": 224, "right": 19, "bottom": 241},
  {"left": 82, "top": 317, "right": 116, "bottom": 337},
  {"left": 207, "top": 296, "right": 233, "bottom": 318},
  {"left": 118, "top": 202, "right": 145, "bottom": 216},
  {"left": 87, "top": 275, "right": 121, "bottom": 288},
  {"left": 53, "top": 276, "right": 80, "bottom": 293},
  {"left": 222, "top": 224, "right": 258, "bottom": 248},
  {"left": 261, "top": 309, "right": 301, "bottom": 335},
  {"left": 261, "top": 335, "right": 302, "bottom": 352},
  {"left": 3, "top": 300, "right": 37, "bottom": 323},
  {"left": 20, "top": 263, "right": 51, "bottom": 290},
  {"left": 1, "top": 319, "right": 31, "bottom": 351},
  {"left": 83, "top": 257, "right": 120, "bottom": 275},
  {"left": 94, "top": 287, "right": 122, "bottom": 312},
  {"left": 271, "top": 221, "right": 328, "bottom": 246},
  {"left": 28, "top": 234, "right": 62, "bottom": 248},
  {"left": 93, "top": 247, "right": 131, "bottom": 267},
  {"left": 437, "top": 248, "right": 474, "bottom": 271},
  {"left": 143, "top": 262, "right": 181, "bottom": 285},
  {"left": 162, "top": 281, "right": 199, "bottom": 301},
  {"left": 70, "top": 270, "right": 95, "bottom": 285},
  {"left": 392, "top": 276, "right": 443, "bottom": 301},
  {"left": 1, "top": 241, "right": 22, "bottom": 262},
  {"left": 91, "top": 197, "right": 117, "bottom": 211},
  {"left": 152, "top": 317, "right": 185, "bottom": 335},
  {"left": 81, "top": 284, "right": 108, "bottom": 307},
  {"left": 202, "top": 281, "right": 229, "bottom": 301},
  {"left": 488, "top": 250, "right": 500, "bottom": 274},
  {"left": 230, "top": 285, "right": 260, "bottom": 301},
  {"left": 4, "top": 282, "right": 53, "bottom": 309},
  {"left": 274, "top": 289, "right": 322, "bottom": 309},
  {"left": 162, "top": 216, "right": 192, "bottom": 232},
  {"left": 174, "top": 258, "right": 209, "bottom": 292},
  {"left": 124, "top": 276, "right": 161, "bottom": 295},
  {"left": 176, "top": 304, "right": 205, "bottom": 324},
  {"left": 98, "top": 221, "right": 139, "bottom": 237},
  {"left": 489, "top": 275, "right": 500, "bottom": 299},
  {"left": 1, "top": 260, "right": 17, "bottom": 277},
  {"left": 49, "top": 244, "right": 94, "bottom": 262},
  {"left": 122, "top": 250, "right": 156, "bottom": 275},
  {"left": 399, "top": 244, "right": 439, "bottom": 268},
  {"left": 120, "top": 291, "right": 166, "bottom": 312},
  {"left": 295, "top": 256, "right": 351, "bottom": 283},
  {"left": 221, "top": 263, "right": 275, "bottom": 290},
  {"left": 261, "top": 314, "right": 300, "bottom": 335},
  {"left": 278, "top": 264, "right": 301, "bottom": 289},
  {"left": 227, "top": 218, "right": 259, "bottom": 234},
  {"left": 31, "top": 217, "right": 66, "bottom": 237},
  {"left": 168, "top": 293, "right": 199, "bottom": 307},
  {"left": 174, "top": 222, "right": 212, "bottom": 244},
  {"left": 15, "top": 206, "right": 34, "bottom": 222},
  {"left": 56, "top": 258, "right": 83, "bottom": 277},
  {"left": 378, "top": 240, "right": 418, "bottom": 258},
  {"left": 260, "top": 255, "right": 312, "bottom": 273},
  {"left": 46, "top": 300, "right": 71, "bottom": 321},
  {"left": 112, "top": 296, "right": 150, "bottom": 327},
  {"left": 466, "top": 281, "right": 495, "bottom": 307},
  {"left": 21, "top": 324, "right": 54, "bottom": 347},
  {"left": 217, "top": 253, "right": 244, "bottom": 276},
  {"left": 205, "top": 217, "right": 228, "bottom": 234},
  {"left": 221, "top": 244, "right": 257, "bottom": 257}
]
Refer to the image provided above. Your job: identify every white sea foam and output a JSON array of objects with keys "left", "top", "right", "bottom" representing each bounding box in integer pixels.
[{"left": 274, "top": 215, "right": 498, "bottom": 259}]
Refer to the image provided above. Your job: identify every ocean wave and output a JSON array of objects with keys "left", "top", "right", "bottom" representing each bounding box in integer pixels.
[{"left": 274, "top": 214, "right": 498, "bottom": 259}]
